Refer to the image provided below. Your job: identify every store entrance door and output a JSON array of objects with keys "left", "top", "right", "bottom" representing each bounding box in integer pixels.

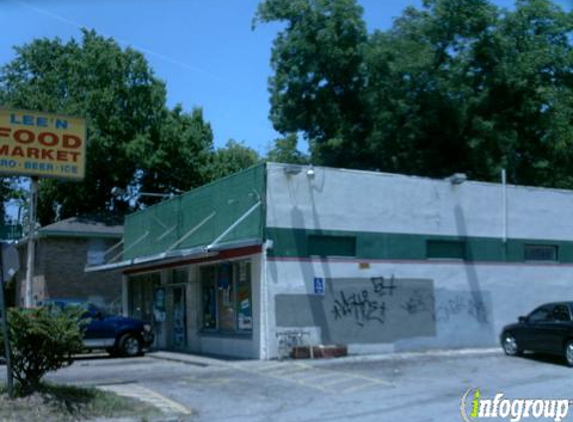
[{"left": 170, "top": 285, "right": 187, "bottom": 350}]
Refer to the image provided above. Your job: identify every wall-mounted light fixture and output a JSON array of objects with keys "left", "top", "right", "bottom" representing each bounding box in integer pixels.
[
  {"left": 306, "top": 165, "right": 315, "bottom": 179},
  {"left": 283, "top": 165, "right": 302, "bottom": 176},
  {"left": 446, "top": 173, "right": 467, "bottom": 185}
]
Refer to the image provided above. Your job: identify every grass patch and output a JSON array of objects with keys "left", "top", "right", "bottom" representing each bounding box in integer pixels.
[{"left": 0, "top": 382, "right": 160, "bottom": 422}]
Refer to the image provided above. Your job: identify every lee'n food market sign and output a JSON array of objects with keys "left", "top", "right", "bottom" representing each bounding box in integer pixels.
[{"left": 0, "top": 108, "right": 86, "bottom": 180}]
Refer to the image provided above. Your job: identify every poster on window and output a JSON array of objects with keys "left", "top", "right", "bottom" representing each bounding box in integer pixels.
[
  {"left": 153, "top": 287, "right": 166, "bottom": 323},
  {"left": 239, "top": 261, "right": 248, "bottom": 284},
  {"left": 218, "top": 262, "right": 231, "bottom": 289},
  {"left": 237, "top": 296, "right": 252, "bottom": 330}
]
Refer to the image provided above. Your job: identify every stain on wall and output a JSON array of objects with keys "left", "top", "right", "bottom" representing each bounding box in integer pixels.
[{"left": 275, "top": 276, "right": 494, "bottom": 345}]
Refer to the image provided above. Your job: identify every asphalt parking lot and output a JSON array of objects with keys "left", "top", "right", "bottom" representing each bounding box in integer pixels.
[{"left": 4, "top": 348, "right": 559, "bottom": 422}]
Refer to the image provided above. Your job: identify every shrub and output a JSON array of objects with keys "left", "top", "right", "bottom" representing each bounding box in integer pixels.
[{"left": 0, "top": 305, "right": 85, "bottom": 395}]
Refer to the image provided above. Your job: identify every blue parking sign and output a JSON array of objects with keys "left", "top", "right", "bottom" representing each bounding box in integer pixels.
[{"left": 313, "top": 277, "right": 325, "bottom": 295}]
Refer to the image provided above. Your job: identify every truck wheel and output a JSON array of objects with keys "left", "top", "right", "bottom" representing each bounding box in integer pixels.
[{"left": 119, "top": 334, "right": 142, "bottom": 357}]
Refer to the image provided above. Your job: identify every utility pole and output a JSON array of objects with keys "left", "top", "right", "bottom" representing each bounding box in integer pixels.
[
  {"left": 0, "top": 244, "right": 15, "bottom": 398},
  {"left": 24, "top": 177, "right": 38, "bottom": 308}
]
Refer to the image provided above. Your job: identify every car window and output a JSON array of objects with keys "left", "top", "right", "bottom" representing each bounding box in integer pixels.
[
  {"left": 553, "top": 305, "right": 571, "bottom": 322},
  {"left": 528, "top": 305, "right": 552, "bottom": 322}
]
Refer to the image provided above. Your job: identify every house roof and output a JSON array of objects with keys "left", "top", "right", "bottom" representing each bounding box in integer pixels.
[{"left": 38, "top": 216, "right": 124, "bottom": 238}]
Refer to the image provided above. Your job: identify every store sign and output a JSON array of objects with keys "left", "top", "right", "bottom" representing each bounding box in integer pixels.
[{"left": 0, "top": 108, "right": 87, "bottom": 180}]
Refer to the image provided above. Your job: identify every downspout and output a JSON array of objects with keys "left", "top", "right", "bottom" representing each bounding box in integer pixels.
[
  {"left": 502, "top": 169, "right": 508, "bottom": 262},
  {"left": 261, "top": 163, "right": 269, "bottom": 359},
  {"left": 502, "top": 169, "right": 507, "bottom": 243}
]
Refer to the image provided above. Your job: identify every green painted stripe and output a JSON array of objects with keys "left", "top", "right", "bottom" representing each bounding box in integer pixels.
[{"left": 266, "top": 227, "right": 573, "bottom": 263}]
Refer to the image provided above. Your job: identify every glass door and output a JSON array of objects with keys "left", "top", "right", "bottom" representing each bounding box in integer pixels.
[{"left": 171, "top": 286, "right": 187, "bottom": 349}]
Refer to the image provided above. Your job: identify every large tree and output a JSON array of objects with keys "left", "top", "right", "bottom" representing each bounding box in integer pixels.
[
  {"left": 256, "top": 0, "right": 573, "bottom": 187},
  {"left": 126, "top": 105, "right": 214, "bottom": 207},
  {"left": 254, "top": 0, "right": 370, "bottom": 167},
  {"left": 210, "top": 140, "right": 261, "bottom": 180},
  {"left": 267, "top": 133, "right": 309, "bottom": 164},
  {"left": 0, "top": 29, "right": 216, "bottom": 223}
]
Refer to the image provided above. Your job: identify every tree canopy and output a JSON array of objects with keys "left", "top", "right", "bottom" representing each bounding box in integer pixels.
[
  {"left": 256, "top": 0, "right": 573, "bottom": 188},
  {"left": 0, "top": 30, "right": 246, "bottom": 224}
]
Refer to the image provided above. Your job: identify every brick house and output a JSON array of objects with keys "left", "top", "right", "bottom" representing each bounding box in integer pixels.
[{"left": 16, "top": 216, "right": 123, "bottom": 310}]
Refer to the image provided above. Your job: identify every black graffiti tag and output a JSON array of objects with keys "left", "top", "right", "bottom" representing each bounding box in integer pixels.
[
  {"left": 371, "top": 276, "right": 397, "bottom": 297},
  {"left": 401, "top": 290, "right": 488, "bottom": 324},
  {"left": 332, "top": 290, "right": 386, "bottom": 327}
]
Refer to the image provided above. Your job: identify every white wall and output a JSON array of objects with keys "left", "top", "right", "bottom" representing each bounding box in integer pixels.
[
  {"left": 263, "top": 163, "right": 573, "bottom": 357},
  {"left": 267, "top": 163, "right": 573, "bottom": 240},
  {"left": 265, "top": 259, "right": 573, "bottom": 356}
]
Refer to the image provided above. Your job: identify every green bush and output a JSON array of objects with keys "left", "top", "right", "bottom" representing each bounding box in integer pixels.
[{"left": 0, "top": 306, "right": 85, "bottom": 395}]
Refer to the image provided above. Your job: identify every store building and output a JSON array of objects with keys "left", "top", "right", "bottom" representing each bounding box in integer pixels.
[{"left": 88, "top": 163, "right": 573, "bottom": 359}]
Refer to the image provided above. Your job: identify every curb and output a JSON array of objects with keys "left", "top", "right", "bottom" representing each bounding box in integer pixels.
[{"left": 146, "top": 347, "right": 502, "bottom": 367}]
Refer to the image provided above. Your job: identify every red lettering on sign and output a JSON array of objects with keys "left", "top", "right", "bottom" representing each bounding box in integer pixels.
[
  {"left": 41, "top": 149, "right": 54, "bottom": 160},
  {"left": 62, "top": 134, "right": 82, "bottom": 149},
  {"left": 38, "top": 132, "right": 58, "bottom": 147},
  {"left": 69, "top": 151, "right": 80, "bottom": 162},
  {"left": 56, "top": 151, "right": 68, "bottom": 161},
  {"left": 12, "top": 147, "right": 24, "bottom": 157},
  {"left": 0, "top": 145, "right": 9, "bottom": 155},
  {"left": 0, "top": 127, "right": 10, "bottom": 138},
  {"left": 27, "top": 148, "right": 39, "bottom": 159},
  {"left": 14, "top": 130, "right": 34, "bottom": 144}
]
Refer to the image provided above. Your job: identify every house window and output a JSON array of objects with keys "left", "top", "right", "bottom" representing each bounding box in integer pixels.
[
  {"left": 426, "top": 240, "right": 466, "bottom": 260},
  {"left": 200, "top": 260, "right": 252, "bottom": 333},
  {"left": 308, "top": 235, "right": 356, "bottom": 258},
  {"left": 524, "top": 244, "right": 558, "bottom": 262},
  {"left": 87, "top": 239, "right": 107, "bottom": 266}
]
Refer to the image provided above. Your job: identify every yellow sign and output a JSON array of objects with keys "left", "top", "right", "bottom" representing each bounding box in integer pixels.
[{"left": 0, "top": 108, "right": 86, "bottom": 180}]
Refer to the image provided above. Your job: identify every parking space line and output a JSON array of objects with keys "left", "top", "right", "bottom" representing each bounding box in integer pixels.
[
  {"left": 97, "top": 383, "right": 191, "bottom": 415},
  {"left": 228, "top": 359, "right": 393, "bottom": 394}
]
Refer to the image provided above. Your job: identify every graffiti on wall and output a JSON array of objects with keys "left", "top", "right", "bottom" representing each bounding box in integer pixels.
[
  {"left": 275, "top": 277, "right": 493, "bottom": 344},
  {"left": 331, "top": 276, "right": 396, "bottom": 327},
  {"left": 401, "top": 289, "right": 488, "bottom": 324},
  {"left": 330, "top": 276, "right": 488, "bottom": 328}
]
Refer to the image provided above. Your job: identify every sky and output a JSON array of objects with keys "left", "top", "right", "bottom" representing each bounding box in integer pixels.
[{"left": 1, "top": 0, "right": 571, "bottom": 156}]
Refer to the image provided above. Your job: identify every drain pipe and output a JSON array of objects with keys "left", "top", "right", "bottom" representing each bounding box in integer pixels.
[{"left": 502, "top": 169, "right": 507, "bottom": 243}]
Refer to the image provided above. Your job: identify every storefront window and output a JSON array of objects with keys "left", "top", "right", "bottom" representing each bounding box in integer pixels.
[
  {"left": 200, "top": 260, "right": 252, "bottom": 333},
  {"left": 128, "top": 273, "right": 159, "bottom": 322}
]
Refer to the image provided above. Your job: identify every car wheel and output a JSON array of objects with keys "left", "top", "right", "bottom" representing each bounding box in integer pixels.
[
  {"left": 564, "top": 341, "right": 573, "bottom": 367},
  {"left": 502, "top": 332, "right": 521, "bottom": 356},
  {"left": 119, "top": 334, "right": 142, "bottom": 357}
]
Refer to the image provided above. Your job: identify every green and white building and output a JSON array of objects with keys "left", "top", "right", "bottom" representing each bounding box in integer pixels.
[{"left": 88, "top": 162, "right": 573, "bottom": 359}]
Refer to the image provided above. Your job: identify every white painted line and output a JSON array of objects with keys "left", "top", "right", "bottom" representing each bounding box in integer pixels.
[{"left": 97, "top": 383, "right": 191, "bottom": 415}]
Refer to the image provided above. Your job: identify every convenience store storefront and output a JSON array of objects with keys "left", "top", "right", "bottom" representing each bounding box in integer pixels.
[
  {"left": 88, "top": 162, "right": 573, "bottom": 359},
  {"left": 88, "top": 164, "right": 267, "bottom": 358},
  {"left": 124, "top": 249, "right": 262, "bottom": 357}
]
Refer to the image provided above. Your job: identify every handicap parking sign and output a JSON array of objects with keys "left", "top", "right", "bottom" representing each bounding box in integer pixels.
[{"left": 313, "top": 277, "right": 325, "bottom": 295}]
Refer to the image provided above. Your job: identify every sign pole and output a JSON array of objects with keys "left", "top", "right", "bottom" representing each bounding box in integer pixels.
[
  {"left": 24, "top": 177, "right": 38, "bottom": 308},
  {"left": 0, "top": 246, "right": 14, "bottom": 398}
]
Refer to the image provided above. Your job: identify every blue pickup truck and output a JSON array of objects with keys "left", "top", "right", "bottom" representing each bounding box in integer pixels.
[{"left": 41, "top": 299, "right": 154, "bottom": 357}]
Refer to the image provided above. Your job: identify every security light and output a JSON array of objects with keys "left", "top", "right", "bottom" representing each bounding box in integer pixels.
[
  {"left": 306, "top": 165, "right": 315, "bottom": 178},
  {"left": 446, "top": 173, "right": 467, "bottom": 185}
]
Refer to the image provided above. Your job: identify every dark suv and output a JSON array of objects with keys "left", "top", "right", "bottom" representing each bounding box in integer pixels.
[{"left": 42, "top": 299, "right": 154, "bottom": 357}]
